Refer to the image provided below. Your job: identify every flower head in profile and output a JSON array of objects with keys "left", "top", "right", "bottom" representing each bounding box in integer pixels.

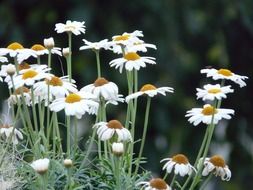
[
  {"left": 137, "top": 178, "right": 171, "bottom": 190},
  {"left": 8, "top": 86, "right": 31, "bottom": 106},
  {"left": 196, "top": 84, "right": 234, "bottom": 101},
  {"left": 201, "top": 68, "right": 248, "bottom": 88},
  {"left": 161, "top": 154, "right": 196, "bottom": 177},
  {"left": 0, "top": 64, "right": 17, "bottom": 83},
  {"left": 185, "top": 104, "right": 234, "bottom": 126},
  {"left": 94, "top": 120, "right": 132, "bottom": 142},
  {"left": 79, "top": 39, "right": 110, "bottom": 51},
  {"left": 55, "top": 20, "right": 86, "bottom": 35},
  {"left": 112, "top": 30, "right": 143, "bottom": 46},
  {"left": 126, "top": 84, "right": 174, "bottom": 103},
  {"left": 30, "top": 44, "right": 62, "bottom": 56},
  {"left": 199, "top": 155, "right": 231, "bottom": 181},
  {"left": 109, "top": 52, "right": 156, "bottom": 73},
  {"left": 30, "top": 158, "right": 50, "bottom": 175},
  {"left": 0, "top": 124, "right": 23, "bottom": 145},
  {"left": 50, "top": 91, "right": 98, "bottom": 119}
]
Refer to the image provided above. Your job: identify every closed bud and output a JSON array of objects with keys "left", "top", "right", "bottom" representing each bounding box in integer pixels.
[
  {"left": 62, "top": 48, "right": 70, "bottom": 57},
  {"left": 6, "top": 64, "right": 16, "bottom": 76},
  {"left": 64, "top": 159, "right": 73, "bottom": 168},
  {"left": 112, "top": 142, "right": 124, "bottom": 157},
  {"left": 44, "top": 37, "right": 55, "bottom": 49}
]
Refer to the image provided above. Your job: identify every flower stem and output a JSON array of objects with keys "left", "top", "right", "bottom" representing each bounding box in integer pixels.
[
  {"left": 95, "top": 50, "right": 101, "bottom": 78},
  {"left": 66, "top": 116, "right": 71, "bottom": 157},
  {"left": 67, "top": 32, "right": 72, "bottom": 81}
]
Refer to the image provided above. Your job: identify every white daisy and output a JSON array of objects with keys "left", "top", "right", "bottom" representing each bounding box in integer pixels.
[
  {"left": 126, "top": 84, "right": 174, "bottom": 103},
  {"left": 137, "top": 178, "right": 171, "bottom": 190},
  {"left": 0, "top": 56, "right": 8, "bottom": 63},
  {"left": 49, "top": 92, "right": 98, "bottom": 119},
  {"left": 196, "top": 84, "right": 234, "bottom": 101},
  {"left": 0, "top": 64, "right": 16, "bottom": 83},
  {"left": 161, "top": 154, "right": 196, "bottom": 177},
  {"left": 30, "top": 158, "right": 50, "bottom": 175},
  {"left": 200, "top": 155, "right": 231, "bottom": 181},
  {"left": 34, "top": 75, "right": 77, "bottom": 99},
  {"left": 113, "top": 41, "right": 157, "bottom": 54},
  {"left": 79, "top": 39, "right": 111, "bottom": 51},
  {"left": 0, "top": 124, "right": 23, "bottom": 145},
  {"left": 8, "top": 86, "right": 31, "bottom": 106},
  {"left": 201, "top": 68, "right": 248, "bottom": 88},
  {"left": 112, "top": 30, "right": 143, "bottom": 46},
  {"left": 185, "top": 104, "right": 234, "bottom": 126},
  {"left": 112, "top": 142, "right": 124, "bottom": 156},
  {"left": 55, "top": 20, "right": 85, "bottom": 35},
  {"left": 109, "top": 52, "right": 156, "bottom": 73},
  {"left": 31, "top": 44, "right": 62, "bottom": 56},
  {"left": 94, "top": 120, "right": 132, "bottom": 142}
]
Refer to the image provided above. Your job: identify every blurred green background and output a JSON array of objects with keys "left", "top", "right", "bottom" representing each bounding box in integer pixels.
[{"left": 0, "top": 0, "right": 252, "bottom": 189}]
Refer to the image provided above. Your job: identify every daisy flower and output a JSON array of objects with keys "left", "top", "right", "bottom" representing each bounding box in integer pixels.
[
  {"left": 31, "top": 44, "right": 62, "bottom": 56},
  {"left": 34, "top": 75, "right": 77, "bottom": 99},
  {"left": 94, "top": 120, "right": 132, "bottom": 142},
  {"left": 30, "top": 158, "right": 50, "bottom": 175},
  {"left": 109, "top": 52, "right": 156, "bottom": 73},
  {"left": 200, "top": 68, "right": 248, "bottom": 88},
  {"left": 112, "top": 30, "right": 143, "bottom": 46},
  {"left": 161, "top": 154, "right": 196, "bottom": 177},
  {"left": 113, "top": 41, "right": 157, "bottom": 54},
  {"left": 126, "top": 84, "right": 174, "bottom": 103},
  {"left": 8, "top": 86, "right": 31, "bottom": 106},
  {"left": 0, "top": 64, "right": 16, "bottom": 83},
  {"left": 200, "top": 155, "right": 231, "bottom": 181},
  {"left": 196, "top": 84, "right": 234, "bottom": 101},
  {"left": 0, "top": 124, "right": 23, "bottom": 145},
  {"left": 55, "top": 20, "right": 86, "bottom": 35},
  {"left": 49, "top": 92, "right": 98, "bottom": 119},
  {"left": 79, "top": 39, "right": 111, "bottom": 51},
  {"left": 185, "top": 104, "right": 235, "bottom": 126},
  {"left": 137, "top": 178, "right": 171, "bottom": 190}
]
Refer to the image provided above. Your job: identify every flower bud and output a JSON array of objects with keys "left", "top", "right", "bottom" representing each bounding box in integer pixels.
[
  {"left": 6, "top": 64, "right": 16, "bottom": 76},
  {"left": 62, "top": 48, "right": 70, "bottom": 57},
  {"left": 63, "top": 159, "right": 73, "bottom": 168},
  {"left": 112, "top": 142, "right": 124, "bottom": 157},
  {"left": 30, "top": 158, "right": 50, "bottom": 175},
  {"left": 44, "top": 37, "right": 55, "bottom": 49}
]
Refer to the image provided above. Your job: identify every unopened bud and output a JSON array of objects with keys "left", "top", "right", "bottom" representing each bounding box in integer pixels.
[
  {"left": 62, "top": 48, "right": 70, "bottom": 57},
  {"left": 63, "top": 159, "right": 73, "bottom": 168},
  {"left": 6, "top": 64, "right": 16, "bottom": 76},
  {"left": 44, "top": 37, "right": 55, "bottom": 49},
  {"left": 112, "top": 142, "right": 124, "bottom": 157}
]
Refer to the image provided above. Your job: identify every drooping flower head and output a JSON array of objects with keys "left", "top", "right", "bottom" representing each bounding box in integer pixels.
[
  {"left": 8, "top": 86, "right": 31, "bottom": 106},
  {"left": 137, "top": 178, "right": 171, "bottom": 190},
  {"left": 55, "top": 20, "right": 86, "bottom": 35},
  {"left": 79, "top": 39, "right": 111, "bottom": 51},
  {"left": 31, "top": 44, "right": 62, "bottom": 56},
  {"left": 0, "top": 124, "right": 23, "bottom": 145}
]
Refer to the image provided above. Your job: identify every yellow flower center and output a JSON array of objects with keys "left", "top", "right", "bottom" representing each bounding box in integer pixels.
[
  {"left": 94, "top": 77, "right": 109, "bottom": 87},
  {"left": 18, "top": 62, "right": 31, "bottom": 71},
  {"left": 124, "top": 52, "right": 140, "bottom": 61},
  {"left": 65, "top": 25, "right": 76, "bottom": 31},
  {"left": 22, "top": 70, "right": 38, "bottom": 79},
  {"left": 65, "top": 93, "right": 82, "bottom": 103},
  {"left": 140, "top": 84, "right": 157, "bottom": 92},
  {"left": 45, "top": 76, "right": 63, "bottom": 86},
  {"left": 217, "top": 69, "right": 233, "bottom": 77},
  {"left": 210, "top": 155, "right": 226, "bottom": 167},
  {"left": 7, "top": 42, "right": 24, "bottom": 50},
  {"left": 14, "top": 87, "right": 30, "bottom": 94},
  {"left": 31, "top": 44, "right": 46, "bottom": 51},
  {"left": 149, "top": 178, "right": 168, "bottom": 189},
  {"left": 201, "top": 105, "right": 217, "bottom": 115},
  {"left": 113, "top": 34, "right": 130, "bottom": 41},
  {"left": 107, "top": 120, "right": 123, "bottom": 129},
  {"left": 207, "top": 88, "right": 221, "bottom": 94},
  {"left": 172, "top": 154, "right": 189, "bottom": 164}
]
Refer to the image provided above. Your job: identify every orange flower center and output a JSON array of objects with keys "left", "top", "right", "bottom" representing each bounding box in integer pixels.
[
  {"left": 140, "top": 84, "right": 157, "bottom": 92},
  {"left": 18, "top": 62, "right": 31, "bottom": 71},
  {"left": 107, "top": 120, "right": 123, "bottom": 129},
  {"left": 210, "top": 155, "right": 226, "bottom": 167},
  {"left": 14, "top": 87, "right": 30, "bottom": 94},
  {"left": 94, "top": 77, "right": 109, "bottom": 87},
  {"left": 172, "top": 154, "right": 189, "bottom": 164},
  {"left": 7, "top": 42, "right": 24, "bottom": 50},
  {"left": 65, "top": 93, "right": 82, "bottom": 103},
  {"left": 113, "top": 34, "right": 130, "bottom": 41},
  {"left": 0, "top": 124, "right": 11, "bottom": 129},
  {"left": 31, "top": 44, "right": 46, "bottom": 51},
  {"left": 207, "top": 88, "right": 221, "bottom": 94},
  {"left": 149, "top": 178, "right": 168, "bottom": 189},
  {"left": 22, "top": 70, "right": 38, "bottom": 79},
  {"left": 124, "top": 52, "right": 140, "bottom": 61},
  {"left": 201, "top": 105, "right": 217, "bottom": 115},
  {"left": 45, "top": 76, "right": 63, "bottom": 86},
  {"left": 217, "top": 69, "right": 232, "bottom": 77}
]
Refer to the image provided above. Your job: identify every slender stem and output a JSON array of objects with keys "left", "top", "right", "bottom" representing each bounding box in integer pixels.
[
  {"left": 66, "top": 116, "right": 71, "bottom": 157},
  {"left": 37, "top": 56, "right": 41, "bottom": 65},
  {"left": 14, "top": 56, "right": 19, "bottom": 74},
  {"left": 31, "top": 87, "right": 39, "bottom": 133},
  {"left": 47, "top": 49, "right": 52, "bottom": 69},
  {"left": 170, "top": 174, "right": 176, "bottom": 187},
  {"left": 68, "top": 32, "right": 72, "bottom": 81},
  {"left": 95, "top": 50, "right": 101, "bottom": 78},
  {"left": 114, "top": 156, "right": 121, "bottom": 190},
  {"left": 74, "top": 117, "right": 78, "bottom": 151},
  {"left": 163, "top": 172, "right": 169, "bottom": 180},
  {"left": 199, "top": 174, "right": 213, "bottom": 190}
]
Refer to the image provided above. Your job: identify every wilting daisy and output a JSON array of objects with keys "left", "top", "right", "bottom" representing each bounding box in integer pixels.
[
  {"left": 137, "top": 178, "right": 171, "bottom": 190},
  {"left": 196, "top": 84, "right": 234, "bottom": 101},
  {"left": 79, "top": 39, "right": 111, "bottom": 51},
  {"left": 34, "top": 75, "right": 77, "bottom": 99},
  {"left": 50, "top": 92, "right": 98, "bottom": 119},
  {"left": 109, "top": 52, "right": 156, "bottom": 73},
  {"left": 161, "top": 154, "right": 196, "bottom": 177},
  {"left": 55, "top": 20, "right": 86, "bottom": 35},
  {"left": 200, "top": 68, "right": 248, "bottom": 88},
  {"left": 30, "top": 158, "right": 50, "bottom": 175},
  {"left": 0, "top": 124, "right": 23, "bottom": 145},
  {"left": 8, "top": 86, "right": 31, "bottom": 106},
  {"left": 126, "top": 84, "right": 174, "bottom": 103},
  {"left": 200, "top": 155, "right": 231, "bottom": 181},
  {"left": 94, "top": 120, "right": 132, "bottom": 142},
  {"left": 185, "top": 104, "right": 235, "bottom": 126}
]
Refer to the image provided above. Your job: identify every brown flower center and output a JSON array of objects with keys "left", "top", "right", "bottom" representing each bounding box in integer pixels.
[
  {"left": 7, "top": 42, "right": 24, "bottom": 50},
  {"left": 140, "top": 84, "right": 157, "bottom": 92},
  {"left": 22, "top": 70, "right": 38, "bottom": 79},
  {"left": 18, "top": 62, "right": 31, "bottom": 71},
  {"left": 210, "top": 155, "right": 226, "bottom": 167},
  {"left": 65, "top": 93, "right": 82, "bottom": 103},
  {"left": 172, "top": 154, "right": 189, "bottom": 164},
  {"left": 113, "top": 34, "right": 130, "bottom": 41},
  {"left": 107, "top": 120, "right": 123, "bottom": 129},
  {"left": 31, "top": 44, "right": 46, "bottom": 51},
  {"left": 45, "top": 76, "right": 63, "bottom": 86},
  {"left": 201, "top": 105, "right": 217, "bottom": 115},
  {"left": 0, "top": 124, "right": 11, "bottom": 129},
  {"left": 150, "top": 178, "right": 168, "bottom": 189},
  {"left": 14, "top": 87, "right": 30, "bottom": 94},
  {"left": 124, "top": 52, "right": 140, "bottom": 61},
  {"left": 94, "top": 77, "right": 109, "bottom": 87},
  {"left": 208, "top": 88, "right": 221, "bottom": 94},
  {"left": 217, "top": 69, "right": 232, "bottom": 77}
]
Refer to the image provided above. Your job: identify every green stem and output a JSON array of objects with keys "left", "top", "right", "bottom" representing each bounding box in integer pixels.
[
  {"left": 66, "top": 116, "right": 71, "bottom": 157},
  {"left": 95, "top": 50, "right": 101, "bottom": 78},
  {"left": 170, "top": 174, "right": 176, "bottom": 187},
  {"left": 68, "top": 32, "right": 72, "bottom": 81},
  {"left": 47, "top": 49, "right": 52, "bottom": 69},
  {"left": 31, "top": 87, "right": 39, "bottom": 133},
  {"left": 199, "top": 174, "right": 213, "bottom": 190},
  {"left": 114, "top": 156, "right": 121, "bottom": 190}
]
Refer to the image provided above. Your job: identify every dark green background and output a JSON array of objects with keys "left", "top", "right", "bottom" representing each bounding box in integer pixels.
[{"left": 0, "top": 0, "right": 252, "bottom": 189}]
